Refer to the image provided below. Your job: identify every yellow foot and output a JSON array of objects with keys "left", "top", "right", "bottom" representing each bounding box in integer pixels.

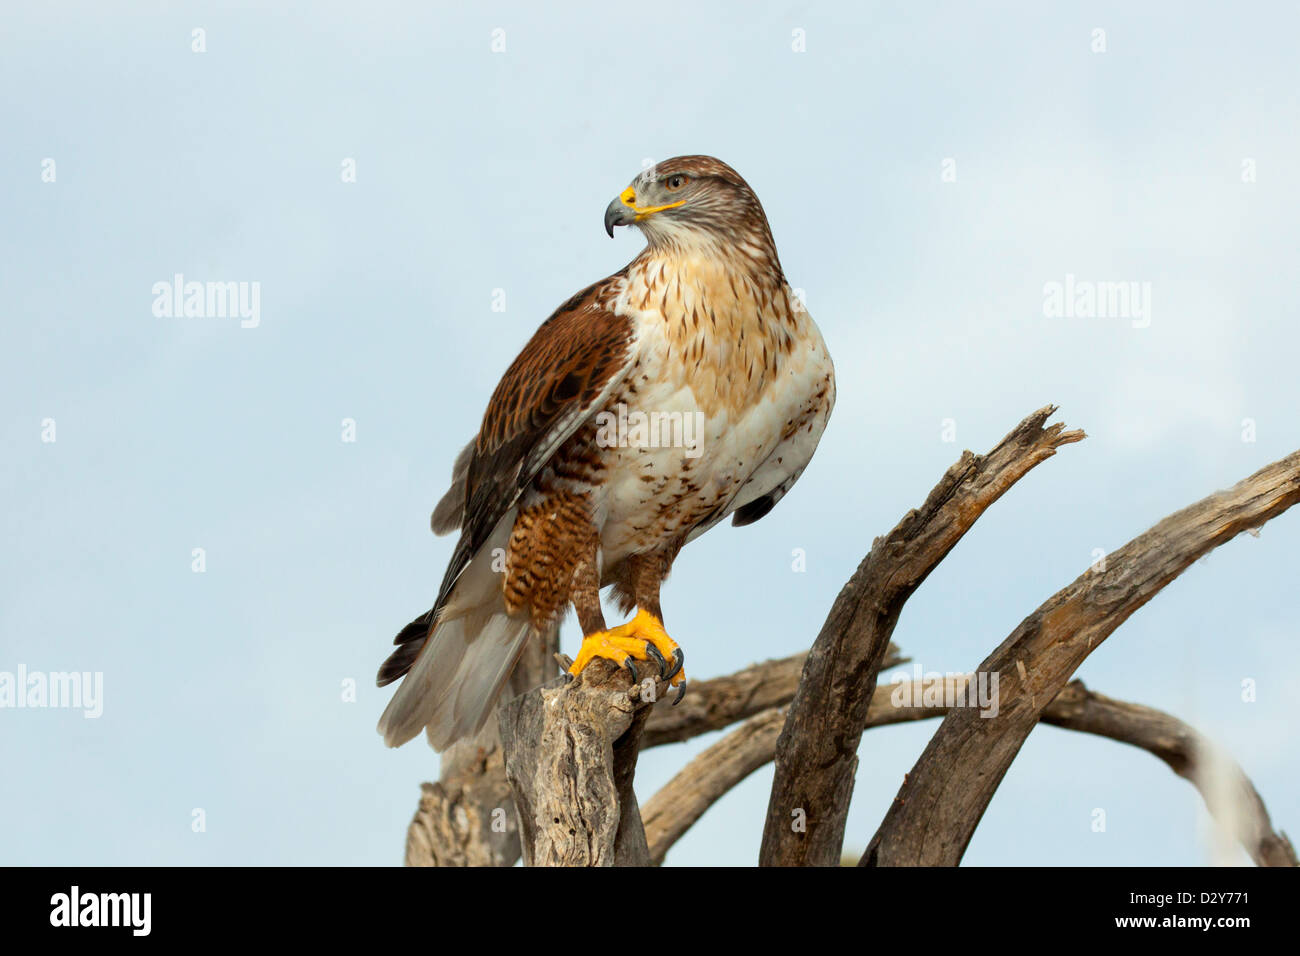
[{"left": 568, "top": 609, "right": 687, "bottom": 701}]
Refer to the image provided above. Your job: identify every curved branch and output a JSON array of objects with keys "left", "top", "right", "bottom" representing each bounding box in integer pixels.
[
  {"left": 643, "top": 676, "right": 1298, "bottom": 867},
  {"left": 760, "top": 405, "right": 1084, "bottom": 866},
  {"left": 642, "top": 644, "right": 905, "bottom": 749},
  {"left": 642, "top": 707, "right": 787, "bottom": 865},
  {"left": 863, "top": 448, "right": 1300, "bottom": 866},
  {"left": 1040, "top": 680, "right": 1298, "bottom": 868}
]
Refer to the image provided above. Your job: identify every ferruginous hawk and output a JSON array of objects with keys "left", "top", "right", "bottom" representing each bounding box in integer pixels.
[{"left": 378, "top": 155, "right": 835, "bottom": 750}]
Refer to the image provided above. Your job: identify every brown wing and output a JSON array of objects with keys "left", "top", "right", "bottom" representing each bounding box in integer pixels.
[
  {"left": 380, "top": 276, "right": 636, "bottom": 686},
  {"left": 458, "top": 280, "right": 635, "bottom": 589}
]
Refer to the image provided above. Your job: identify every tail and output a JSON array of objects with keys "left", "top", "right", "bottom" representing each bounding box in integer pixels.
[{"left": 377, "top": 609, "right": 533, "bottom": 750}]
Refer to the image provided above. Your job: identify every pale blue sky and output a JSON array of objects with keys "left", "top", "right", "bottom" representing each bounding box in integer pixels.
[{"left": 2, "top": 1, "right": 1297, "bottom": 865}]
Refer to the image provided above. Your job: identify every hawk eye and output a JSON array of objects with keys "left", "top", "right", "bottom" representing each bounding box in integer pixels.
[{"left": 665, "top": 175, "right": 688, "bottom": 190}]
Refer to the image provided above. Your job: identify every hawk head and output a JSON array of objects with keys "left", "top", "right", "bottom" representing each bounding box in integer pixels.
[{"left": 604, "top": 155, "right": 775, "bottom": 255}]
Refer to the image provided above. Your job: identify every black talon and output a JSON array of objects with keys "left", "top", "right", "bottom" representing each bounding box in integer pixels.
[
  {"left": 672, "top": 678, "right": 687, "bottom": 705},
  {"left": 623, "top": 658, "right": 638, "bottom": 681},
  {"left": 664, "top": 648, "right": 685, "bottom": 682},
  {"left": 645, "top": 643, "right": 669, "bottom": 678}
]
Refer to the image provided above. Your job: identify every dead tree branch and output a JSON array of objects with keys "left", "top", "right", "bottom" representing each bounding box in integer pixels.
[
  {"left": 403, "top": 742, "right": 517, "bottom": 867},
  {"left": 862, "top": 448, "right": 1300, "bottom": 866},
  {"left": 499, "top": 659, "right": 674, "bottom": 866},
  {"left": 642, "top": 676, "right": 1297, "bottom": 867},
  {"left": 643, "top": 706, "right": 787, "bottom": 865},
  {"left": 402, "top": 639, "right": 901, "bottom": 864},
  {"left": 1040, "top": 680, "right": 1298, "bottom": 867},
  {"left": 642, "top": 644, "right": 905, "bottom": 749},
  {"left": 759, "top": 405, "right": 1084, "bottom": 866}
]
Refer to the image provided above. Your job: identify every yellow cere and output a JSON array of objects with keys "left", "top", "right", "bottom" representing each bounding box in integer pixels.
[{"left": 620, "top": 185, "right": 686, "bottom": 219}]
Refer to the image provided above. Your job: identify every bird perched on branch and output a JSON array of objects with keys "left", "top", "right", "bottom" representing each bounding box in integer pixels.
[{"left": 378, "top": 155, "right": 835, "bottom": 750}]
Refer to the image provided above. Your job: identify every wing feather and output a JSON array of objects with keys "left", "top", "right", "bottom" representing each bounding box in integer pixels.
[
  {"left": 429, "top": 439, "right": 475, "bottom": 535},
  {"left": 441, "top": 279, "right": 635, "bottom": 609},
  {"left": 387, "top": 276, "right": 637, "bottom": 680}
]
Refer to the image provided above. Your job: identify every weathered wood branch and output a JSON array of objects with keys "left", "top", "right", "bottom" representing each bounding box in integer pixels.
[
  {"left": 759, "top": 405, "right": 1084, "bottom": 866},
  {"left": 636, "top": 645, "right": 908, "bottom": 864},
  {"left": 643, "top": 706, "right": 787, "bottom": 865},
  {"left": 642, "top": 644, "right": 905, "bottom": 749},
  {"left": 404, "top": 740, "right": 518, "bottom": 867},
  {"left": 402, "top": 636, "right": 901, "bottom": 866},
  {"left": 880, "top": 676, "right": 1299, "bottom": 866},
  {"left": 407, "top": 639, "right": 904, "bottom": 866},
  {"left": 404, "top": 641, "right": 902, "bottom": 865},
  {"left": 642, "top": 676, "right": 1297, "bottom": 866},
  {"left": 499, "top": 658, "right": 673, "bottom": 866},
  {"left": 862, "top": 448, "right": 1300, "bottom": 866}
]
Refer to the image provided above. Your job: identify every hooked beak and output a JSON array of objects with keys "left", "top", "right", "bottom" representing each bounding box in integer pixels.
[
  {"left": 604, "top": 185, "right": 685, "bottom": 238},
  {"left": 604, "top": 193, "right": 634, "bottom": 238}
]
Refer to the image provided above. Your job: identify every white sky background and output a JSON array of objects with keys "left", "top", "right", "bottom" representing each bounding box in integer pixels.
[{"left": 2, "top": 1, "right": 1297, "bottom": 865}]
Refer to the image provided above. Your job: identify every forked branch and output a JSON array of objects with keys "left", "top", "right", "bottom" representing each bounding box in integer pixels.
[
  {"left": 644, "top": 677, "right": 1297, "bottom": 867},
  {"left": 863, "top": 448, "right": 1300, "bottom": 866},
  {"left": 760, "top": 406, "right": 1084, "bottom": 866}
]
